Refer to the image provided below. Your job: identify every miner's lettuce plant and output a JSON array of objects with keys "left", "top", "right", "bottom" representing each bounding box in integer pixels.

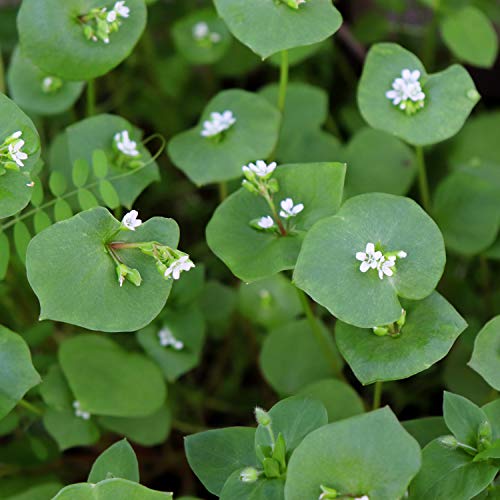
[{"left": 0, "top": 0, "right": 499, "bottom": 499}]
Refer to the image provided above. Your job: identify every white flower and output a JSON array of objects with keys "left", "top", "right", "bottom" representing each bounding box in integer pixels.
[
  {"left": 210, "top": 32, "right": 221, "bottom": 43},
  {"left": 355, "top": 497, "right": 370, "bottom": 500},
  {"left": 113, "top": 1, "right": 130, "bottom": 18},
  {"left": 386, "top": 69, "right": 425, "bottom": 111},
  {"left": 42, "top": 77, "right": 54, "bottom": 92},
  {"left": 158, "top": 327, "right": 184, "bottom": 350},
  {"left": 8, "top": 131, "right": 22, "bottom": 140},
  {"left": 355, "top": 242, "right": 382, "bottom": 273},
  {"left": 114, "top": 130, "right": 140, "bottom": 157},
  {"left": 164, "top": 255, "right": 195, "bottom": 280},
  {"left": 201, "top": 110, "right": 236, "bottom": 138},
  {"left": 258, "top": 216, "right": 275, "bottom": 229},
  {"left": 193, "top": 21, "right": 209, "bottom": 40},
  {"left": 8, "top": 139, "right": 28, "bottom": 167},
  {"left": 243, "top": 160, "right": 277, "bottom": 178},
  {"left": 377, "top": 255, "right": 396, "bottom": 280},
  {"left": 106, "top": 10, "right": 117, "bottom": 22},
  {"left": 73, "top": 401, "right": 91, "bottom": 420},
  {"left": 279, "top": 198, "right": 304, "bottom": 219},
  {"left": 121, "top": 210, "right": 142, "bottom": 231},
  {"left": 397, "top": 250, "right": 408, "bottom": 258}
]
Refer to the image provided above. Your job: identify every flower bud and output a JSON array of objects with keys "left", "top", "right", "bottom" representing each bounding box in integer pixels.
[
  {"left": 372, "top": 326, "right": 389, "bottom": 337},
  {"left": 239, "top": 467, "right": 259, "bottom": 483},
  {"left": 319, "top": 484, "right": 338, "bottom": 499},
  {"left": 281, "top": 0, "right": 307, "bottom": 9},
  {"left": 242, "top": 179, "right": 259, "bottom": 194},
  {"left": 438, "top": 435, "right": 458, "bottom": 450},
  {"left": 477, "top": 420, "right": 492, "bottom": 451},
  {"left": 396, "top": 309, "right": 406, "bottom": 329},
  {"left": 126, "top": 267, "right": 142, "bottom": 287},
  {"left": 255, "top": 407, "right": 272, "bottom": 426}
]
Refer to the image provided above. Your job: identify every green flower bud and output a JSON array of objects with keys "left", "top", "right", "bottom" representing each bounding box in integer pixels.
[
  {"left": 372, "top": 326, "right": 389, "bottom": 337},
  {"left": 280, "top": 0, "right": 307, "bottom": 9},
  {"left": 126, "top": 267, "right": 142, "bottom": 287},
  {"left": 438, "top": 435, "right": 458, "bottom": 450},
  {"left": 319, "top": 484, "right": 338, "bottom": 499},
  {"left": 396, "top": 308, "right": 406, "bottom": 329},
  {"left": 255, "top": 406, "right": 272, "bottom": 426},
  {"left": 242, "top": 179, "right": 259, "bottom": 194},
  {"left": 239, "top": 466, "right": 259, "bottom": 483},
  {"left": 477, "top": 420, "right": 492, "bottom": 451}
]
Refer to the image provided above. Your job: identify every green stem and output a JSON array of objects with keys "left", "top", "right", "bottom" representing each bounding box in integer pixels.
[
  {"left": 295, "top": 286, "right": 341, "bottom": 376},
  {"left": 415, "top": 146, "right": 431, "bottom": 212},
  {"left": 0, "top": 47, "right": 5, "bottom": 95},
  {"left": 218, "top": 181, "right": 228, "bottom": 202},
  {"left": 86, "top": 79, "right": 96, "bottom": 117},
  {"left": 262, "top": 189, "right": 287, "bottom": 236},
  {"left": 277, "top": 50, "right": 289, "bottom": 113},
  {"left": 372, "top": 381, "right": 383, "bottom": 410},
  {"left": 18, "top": 399, "right": 43, "bottom": 416}
]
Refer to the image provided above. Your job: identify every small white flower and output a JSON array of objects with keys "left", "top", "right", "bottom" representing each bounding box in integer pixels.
[
  {"left": 377, "top": 255, "right": 396, "bottom": 280},
  {"left": 121, "top": 210, "right": 142, "bottom": 231},
  {"left": 106, "top": 10, "right": 117, "bottom": 22},
  {"left": 258, "top": 216, "right": 275, "bottom": 229},
  {"left": 158, "top": 327, "right": 184, "bottom": 350},
  {"left": 113, "top": 0, "right": 130, "bottom": 18},
  {"left": 355, "top": 242, "right": 382, "bottom": 273},
  {"left": 210, "top": 32, "right": 221, "bottom": 43},
  {"left": 279, "top": 198, "right": 304, "bottom": 219},
  {"left": 397, "top": 250, "right": 408, "bottom": 258},
  {"left": 42, "top": 77, "right": 54, "bottom": 92},
  {"left": 8, "top": 139, "right": 28, "bottom": 167},
  {"left": 355, "top": 497, "right": 370, "bottom": 500},
  {"left": 201, "top": 110, "right": 236, "bottom": 138},
  {"left": 386, "top": 69, "right": 425, "bottom": 112},
  {"left": 243, "top": 160, "right": 277, "bottom": 178},
  {"left": 193, "top": 21, "right": 209, "bottom": 40},
  {"left": 26, "top": 181, "right": 35, "bottom": 188},
  {"left": 164, "top": 255, "right": 195, "bottom": 280},
  {"left": 114, "top": 130, "right": 140, "bottom": 157},
  {"left": 9, "top": 131, "right": 22, "bottom": 140},
  {"left": 73, "top": 401, "right": 91, "bottom": 420}
]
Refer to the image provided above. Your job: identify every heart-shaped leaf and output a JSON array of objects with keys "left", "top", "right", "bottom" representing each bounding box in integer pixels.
[
  {"left": 469, "top": 316, "right": 500, "bottom": 391},
  {"left": 213, "top": 0, "right": 342, "bottom": 59},
  {"left": 294, "top": 193, "right": 446, "bottom": 328},
  {"left": 168, "top": 90, "right": 280, "bottom": 186},
  {"left": 335, "top": 292, "right": 467, "bottom": 385},
  {"left": 18, "top": 0, "right": 147, "bottom": 81},
  {"left": 285, "top": 407, "right": 421, "bottom": 500},
  {"left": 358, "top": 43, "right": 480, "bottom": 146},
  {"left": 59, "top": 334, "right": 166, "bottom": 418},
  {"left": 26, "top": 207, "right": 180, "bottom": 332},
  {"left": 207, "top": 162, "right": 346, "bottom": 282}
]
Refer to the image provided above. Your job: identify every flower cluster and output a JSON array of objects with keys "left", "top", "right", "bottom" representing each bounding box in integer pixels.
[
  {"left": 386, "top": 69, "right": 426, "bottom": 116},
  {"left": 73, "top": 401, "right": 91, "bottom": 420},
  {"left": 355, "top": 242, "right": 407, "bottom": 280},
  {"left": 41, "top": 76, "right": 63, "bottom": 94},
  {"left": 242, "top": 161, "right": 305, "bottom": 236},
  {"left": 80, "top": 1, "right": 130, "bottom": 44},
  {"left": 158, "top": 327, "right": 184, "bottom": 350},
  {"left": 201, "top": 110, "right": 236, "bottom": 140},
  {"left": 0, "top": 131, "right": 28, "bottom": 174},
  {"left": 280, "top": 0, "right": 307, "bottom": 9},
  {"left": 192, "top": 21, "right": 221, "bottom": 45},
  {"left": 113, "top": 130, "right": 143, "bottom": 169}
]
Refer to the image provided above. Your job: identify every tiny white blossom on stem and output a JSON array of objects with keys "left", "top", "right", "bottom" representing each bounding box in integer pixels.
[
  {"left": 193, "top": 21, "right": 209, "bottom": 39},
  {"left": 243, "top": 160, "right": 277, "bottom": 178},
  {"left": 201, "top": 110, "right": 236, "bottom": 138},
  {"left": 355, "top": 242, "right": 382, "bottom": 273},
  {"left": 8, "top": 139, "right": 28, "bottom": 167},
  {"left": 112, "top": 1, "right": 130, "bottom": 18},
  {"left": 73, "top": 401, "right": 91, "bottom": 420},
  {"left": 386, "top": 69, "right": 425, "bottom": 113},
  {"left": 398, "top": 250, "right": 408, "bottom": 258},
  {"left": 279, "top": 198, "right": 304, "bottom": 219},
  {"left": 158, "top": 327, "right": 184, "bottom": 350},
  {"left": 114, "top": 130, "right": 140, "bottom": 157},
  {"left": 257, "top": 216, "right": 275, "bottom": 229},
  {"left": 377, "top": 255, "right": 396, "bottom": 280},
  {"left": 164, "top": 255, "right": 195, "bottom": 280},
  {"left": 121, "top": 210, "right": 142, "bottom": 231}
]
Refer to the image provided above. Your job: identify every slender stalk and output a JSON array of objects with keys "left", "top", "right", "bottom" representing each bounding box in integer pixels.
[
  {"left": 415, "top": 146, "right": 431, "bottom": 212},
  {"left": 0, "top": 47, "right": 5, "bottom": 95},
  {"left": 373, "top": 381, "right": 383, "bottom": 410},
  {"left": 86, "top": 79, "right": 96, "bottom": 117},
  {"left": 263, "top": 191, "right": 287, "bottom": 236},
  {"left": 218, "top": 181, "right": 228, "bottom": 202},
  {"left": 18, "top": 399, "right": 43, "bottom": 416},
  {"left": 295, "top": 286, "right": 341, "bottom": 376},
  {"left": 277, "top": 50, "right": 289, "bottom": 113}
]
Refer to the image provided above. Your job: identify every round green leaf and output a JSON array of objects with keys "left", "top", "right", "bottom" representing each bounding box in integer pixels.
[
  {"left": 335, "top": 292, "right": 467, "bottom": 385},
  {"left": 88, "top": 439, "right": 139, "bottom": 483},
  {"left": 59, "top": 334, "right": 166, "bottom": 417},
  {"left": 168, "top": 89, "right": 280, "bottom": 186},
  {"left": 358, "top": 43, "right": 480, "bottom": 146},
  {"left": 294, "top": 193, "right": 446, "bottom": 328},
  {"left": 260, "top": 318, "right": 342, "bottom": 394},
  {"left": 0, "top": 92, "right": 41, "bottom": 219},
  {"left": 7, "top": 47, "right": 84, "bottom": 115},
  {"left": 26, "top": 207, "right": 180, "bottom": 332},
  {"left": 213, "top": 0, "right": 342, "bottom": 59},
  {"left": 0, "top": 325, "right": 41, "bottom": 420},
  {"left": 207, "top": 162, "right": 346, "bottom": 282},
  {"left": 172, "top": 8, "right": 232, "bottom": 65},
  {"left": 18, "top": 0, "right": 147, "bottom": 81},
  {"left": 285, "top": 407, "right": 421, "bottom": 500},
  {"left": 441, "top": 6, "right": 498, "bottom": 68},
  {"left": 469, "top": 316, "right": 500, "bottom": 391},
  {"left": 220, "top": 471, "right": 284, "bottom": 500}
]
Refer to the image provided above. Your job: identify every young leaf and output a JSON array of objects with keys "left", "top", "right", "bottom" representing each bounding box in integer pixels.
[
  {"left": 98, "top": 180, "right": 120, "bottom": 209},
  {"left": 77, "top": 188, "right": 99, "bottom": 211},
  {"left": 92, "top": 149, "right": 109, "bottom": 179},
  {"left": 48, "top": 171, "right": 68, "bottom": 198},
  {"left": 33, "top": 210, "right": 52, "bottom": 234},
  {"left": 53, "top": 198, "right": 73, "bottom": 222},
  {"left": 88, "top": 439, "right": 140, "bottom": 483},
  {"left": 72, "top": 158, "right": 90, "bottom": 188},
  {"left": 0, "top": 231, "right": 10, "bottom": 280},
  {"left": 13, "top": 220, "right": 31, "bottom": 264}
]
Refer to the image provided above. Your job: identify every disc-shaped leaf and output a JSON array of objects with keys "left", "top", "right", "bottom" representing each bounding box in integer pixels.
[
  {"left": 441, "top": 6, "right": 498, "bottom": 68},
  {"left": 26, "top": 207, "right": 180, "bottom": 332},
  {"left": 52, "top": 478, "right": 172, "bottom": 500},
  {"left": 358, "top": 43, "right": 480, "bottom": 146},
  {"left": 18, "top": 0, "right": 147, "bottom": 81},
  {"left": 59, "top": 334, "right": 166, "bottom": 418},
  {"left": 294, "top": 193, "right": 446, "bottom": 328},
  {"left": 213, "top": 0, "right": 342, "bottom": 59},
  {"left": 469, "top": 316, "right": 500, "bottom": 391},
  {"left": 0, "top": 92, "right": 41, "bottom": 219},
  {"left": 207, "top": 162, "right": 346, "bottom": 282},
  {"left": 168, "top": 89, "right": 280, "bottom": 186},
  {"left": 285, "top": 408, "right": 421, "bottom": 500},
  {"left": 88, "top": 439, "right": 139, "bottom": 483},
  {"left": 7, "top": 47, "right": 84, "bottom": 115},
  {"left": 335, "top": 292, "right": 467, "bottom": 385},
  {"left": 172, "top": 8, "right": 232, "bottom": 65},
  {"left": 0, "top": 325, "right": 40, "bottom": 420}
]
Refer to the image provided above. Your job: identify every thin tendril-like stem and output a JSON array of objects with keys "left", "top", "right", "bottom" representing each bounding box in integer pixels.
[
  {"left": 17, "top": 399, "right": 43, "bottom": 416},
  {"left": 277, "top": 50, "right": 289, "bottom": 113},
  {"left": 373, "top": 381, "right": 383, "bottom": 410}
]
